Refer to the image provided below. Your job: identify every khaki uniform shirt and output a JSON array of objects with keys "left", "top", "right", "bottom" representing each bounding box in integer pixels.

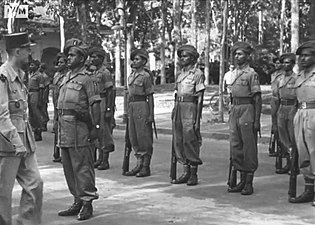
[
  {"left": 277, "top": 72, "right": 297, "bottom": 100},
  {"left": 128, "top": 70, "right": 154, "bottom": 97},
  {"left": 94, "top": 66, "right": 113, "bottom": 113},
  {"left": 0, "top": 62, "right": 36, "bottom": 156},
  {"left": 295, "top": 66, "right": 315, "bottom": 103},
  {"left": 231, "top": 65, "right": 261, "bottom": 97},
  {"left": 57, "top": 68, "right": 101, "bottom": 147},
  {"left": 175, "top": 66, "right": 206, "bottom": 97},
  {"left": 52, "top": 70, "right": 66, "bottom": 107},
  {"left": 271, "top": 70, "right": 283, "bottom": 97},
  {"left": 28, "top": 71, "right": 44, "bottom": 91}
]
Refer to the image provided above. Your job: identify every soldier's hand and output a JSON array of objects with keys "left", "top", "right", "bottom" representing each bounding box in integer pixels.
[
  {"left": 146, "top": 115, "right": 154, "bottom": 125},
  {"left": 15, "top": 146, "right": 27, "bottom": 157},
  {"left": 254, "top": 122, "right": 261, "bottom": 137},
  {"left": 88, "top": 127, "right": 100, "bottom": 142}
]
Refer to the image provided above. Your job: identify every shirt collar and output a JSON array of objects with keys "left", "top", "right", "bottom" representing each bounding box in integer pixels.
[{"left": 4, "top": 61, "right": 24, "bottom": 82}]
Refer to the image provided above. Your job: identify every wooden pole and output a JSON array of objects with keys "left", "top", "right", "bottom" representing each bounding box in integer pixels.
[{"left": 205, "top": 0, "right": 211, "bottom": 85}]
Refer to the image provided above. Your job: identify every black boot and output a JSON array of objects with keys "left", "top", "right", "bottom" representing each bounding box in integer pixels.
[
  {"left": 53, "top": 146, "right": 61, "bottom": 162},
  {"left": 137, "top": 155, "right": 151, "bottom": 177},
  {"left": 124, "top": 156, "right": 143, "bottom": 176},
  {"left": 187, "top": 165, "right": 198, "bottom": 186},
  {"left": 172, "top": 165, "right": 191, "bottom": 184},
  {"left": 58, "top": 199, "right": 82, "bottom": 216},
  {"left": 94, "top": 149, "right": 102, "bottom": 168},
  {"left": 228, "top": 172, "right": 246, "bottom": 193},
  {"left": 241, "top": 172, "right": 254, "bottom": 195},
  {"left": 289, "top": 178, "right": 314, "bottom": 203},
  {"left": 98, "top": 152, "right": 110, "bottom": 170},
  {"left": 34, "top": 128, "right": 42, "bottom": 142},
  {"left": 77, "top": 201, "right": 93, "bottom": 221},
  {"left": 276, "top": 156, "right": 291, "bottom": 174}
]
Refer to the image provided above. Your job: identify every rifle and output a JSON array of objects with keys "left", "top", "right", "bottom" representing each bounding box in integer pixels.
[
  {"left": 288, "top": 145, "right": 299, "bottom": 198},
  {"left": 170, "top": 136, "right": 177, "bottom": 183},
  {"left": 275, "top": 138, "right": 283, "bottom": 171},
  {"left": 268, "top": 130, "right": 276, "bottom": 157},
  {"left": 122, "top": 117, "right": 132, "bottom": 175},
  {"left": 227, "top": 159, "right": 237, "bottom": 188}
]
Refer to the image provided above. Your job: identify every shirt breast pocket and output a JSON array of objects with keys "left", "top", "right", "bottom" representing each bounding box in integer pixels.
[
  {"left": 66, "top": 83, "right": 83, "bottom": 103},
  {"left": 239, "top": 79, "right": 249, "bottom": 86},
  {"left": 134, "top": 78, "right": 144, "bottom": 87}
]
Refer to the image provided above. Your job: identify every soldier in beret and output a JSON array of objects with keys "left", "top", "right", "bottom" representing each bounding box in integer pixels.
[
  {"left": 123, "top": 48, "right": 155, "bottom": 177},
  {"left": 89, "top": 47, "right": 115, "bottom": 170},
  {"left": 57, "top": 38, "right": 101, "bottom": 220},
  {"left": 269, "top": 57, "right": 283, "bottom": 157},
  {"left": 274, "top": 53, "right": 297, "bottom": 174},
  {"left": 28, "top": 59, "right": 44, "bottom": 141},
  {"left": 290, "top": 40, "right": 315, "bottom": 205},
  {"left": 52, "top": 53, "right": 68, "bottom": 162},
  {"left": 0, "top": 32, "right": 43, "bottom": 225},
  {"left": 227, "top": 42, "right": 261, "bottom": 195},
  {"left": 171, "top": 45, "right": 205, "bottom": 186}
]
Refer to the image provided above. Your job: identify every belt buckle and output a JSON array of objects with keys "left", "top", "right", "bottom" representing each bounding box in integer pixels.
[{"left": 301, "top": 102, "right": 307, "bottom": 109}]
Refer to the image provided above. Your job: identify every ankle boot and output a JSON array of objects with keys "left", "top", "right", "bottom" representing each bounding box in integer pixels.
[
  {"left": 77, "top": 201, "right": 93, "bottom": 221},
  {"left": 228, "top": 172, "right": 246, "bottom": 193},
  {"left": 187, "top": 165, "right": 198, "bottom": 186},
  {"left": 137, "top": 155, "right": 151, "bottom": 177},
  {"left": 98, "top": 152, "right": 110, "bottom": 170},
  {"left": 58, "top": 198, "right": 82, "bottom": 216},
  {"left": 172, "top": 165, "right": 191, "bottom": 184},
  {"left": 241, "top": 172, "right": 254, "bottom": 195},
  {"left": 94, "top": 149, "right": 102, "bottom": 168},
  {"left": 277, "top": 156, "right": 291, "bottom": 174},
  {"left": 289, "top": 178, "right": 314, "bottom": 203},
  {"left": 34, "top": 128, "right": 42, "bottom": 142},
  {"left": 124, "top": 156, "right": 143, "bottom": 176}
]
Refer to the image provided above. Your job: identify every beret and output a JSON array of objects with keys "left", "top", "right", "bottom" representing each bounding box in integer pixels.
[
  {"left": 177, "top": 45, "right": 199, "bottom": 59},
  {"left": 56, "top": 52, "right": 66, "bottom": 61},
  {"left": 232, "top": 42, "right": 253, "bottom": 54},
  {"left": 131, "top": 49, "right": 149, "bottom": 61},
  {"left": 64, "top": 38, "right": 88, "bottom": 59},
  {"left": 296, "top": 40, "right": 315, "bottom": 55},
  {"left": 89, "top": 47, "right": 106, "bottom": 58},
  {"left": 279, "top": 53, "right": 296, "bottom": 63}
]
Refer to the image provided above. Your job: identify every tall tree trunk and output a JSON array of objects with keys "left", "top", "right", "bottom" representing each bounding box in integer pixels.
[
  {"left": 78, "top": 1, "right": 87, "bottom": 42},
  {"left": 7, "top": 0, "right": 22, "bottom": 34},
  {"left": 115, "top": 30, "right": 122, "bottom": 86},
  {"left": 173, "top": 0, "right": 181, "bottom": 77},
  {"left": 291, "top": 0, "right": 299, "bottom": 53},
  {"left": 219, "top": 0, "right": 228, "bottom": 122},
  {"left": 191, "top": 0, "right": 197, "bottom": 47},
  {"left": 309, "top": 1, "right": 315, "bottom": 39},
  {"left": 160, "top": 0, "right": 167, "bottom": 84},
  {"left": 205, "top": 0, "right": 211, "bottom": 85},
  {"left": 257, "top": 1, "right": 263, "bottom": 45},
  {"left": 279, "top": 0, "right": 286, "bottom": 55}
]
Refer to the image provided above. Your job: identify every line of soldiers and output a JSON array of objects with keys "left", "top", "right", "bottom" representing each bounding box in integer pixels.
[{"left": 2, "top": 31, "right": 315, "bottom": 224}]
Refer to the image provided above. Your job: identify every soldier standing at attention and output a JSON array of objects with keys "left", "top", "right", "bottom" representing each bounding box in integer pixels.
[
  {"left": 52, "top": 53, "right": 68, "bottom": 162},
  {"left": 28, "top": 59, "right": 43, "bottom": 141},
  {"left": 171, "top": 45, "right": 205, "bottom": 186},
  {"left": 89, "top": 47, "right": 115, "bottom": 170},
  {"left": 290, "top": 41, "right": 315, "bottom": 206},
  {"left": 269, "top": 57, "right": 283, "bottom": 157},
  {"left": 38, "top": 63, "right": 50, "bottom": 132},
  {"left": 0, "top": 32, "right": 43, "bottom": 225},
  {"left": 123, "top": 49, "right": 154, "bottom": 178},
  {"left": 57, "top": 38, "right": 101, "bottom": 220},
  {"left": 227, "top": 42, "right": 261, "bottom": 195},
  {"left": 274, "top": 53, "right": 297, "bottom": 174}
]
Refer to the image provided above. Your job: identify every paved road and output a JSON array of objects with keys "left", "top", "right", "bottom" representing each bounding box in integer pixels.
[{"left": 11, "top": 129, "right": 315, "bottom": 225}]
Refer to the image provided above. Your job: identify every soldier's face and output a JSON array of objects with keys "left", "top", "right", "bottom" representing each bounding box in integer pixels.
[
  {"left": 274, "top": 60, "right": 282, "bottom": 70},
  {"left": 179, "top": 51, "right": 194, "bottom": 67},
  {"left": 300, "top": 48, "right": 315, "bottom": 69},
  {"left": 29, "top": 62, "right": 38, "bottom": 72},
  {"left": 282, "top": 58, "right": 294, "bottom": 72},
  {"left": 18, "top": 46, "right": 31, "bottom": 67},
  {"left": 131, "top": 55, "right": 146, "bottom": 69},
  {"left": 90, "top": 53, "right": 103, "bottom": 67},
  {"left": 57, "top": 57, "right": 67, "bottom": 71},
  {"left": 67, "top": 48, "right": 84, "bottom": 69},
  {"left": 234, "top": 49, "right": 249, "bottom": 65}
]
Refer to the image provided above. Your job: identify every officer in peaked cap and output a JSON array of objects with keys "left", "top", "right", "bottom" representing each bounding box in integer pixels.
[
  {"left": 0, "top": 32, "right": 43, "bottom": 225},
  {"left": 57, "top": 38, "right": 101, "bottom": 220}
]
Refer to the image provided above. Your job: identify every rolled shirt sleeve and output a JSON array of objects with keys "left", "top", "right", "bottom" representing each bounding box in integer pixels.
[
  {"left": 250, "top": 72, "right": 261, "bottom": 94},
  {"left": 84, "top": 76, "right": 102, "bottom": 105},
  {"left": 194, "top": 71, "right": 206, "bottom": 93},
  {"left": 144, "top": 75, "right": 154, "bottom": 96}
]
